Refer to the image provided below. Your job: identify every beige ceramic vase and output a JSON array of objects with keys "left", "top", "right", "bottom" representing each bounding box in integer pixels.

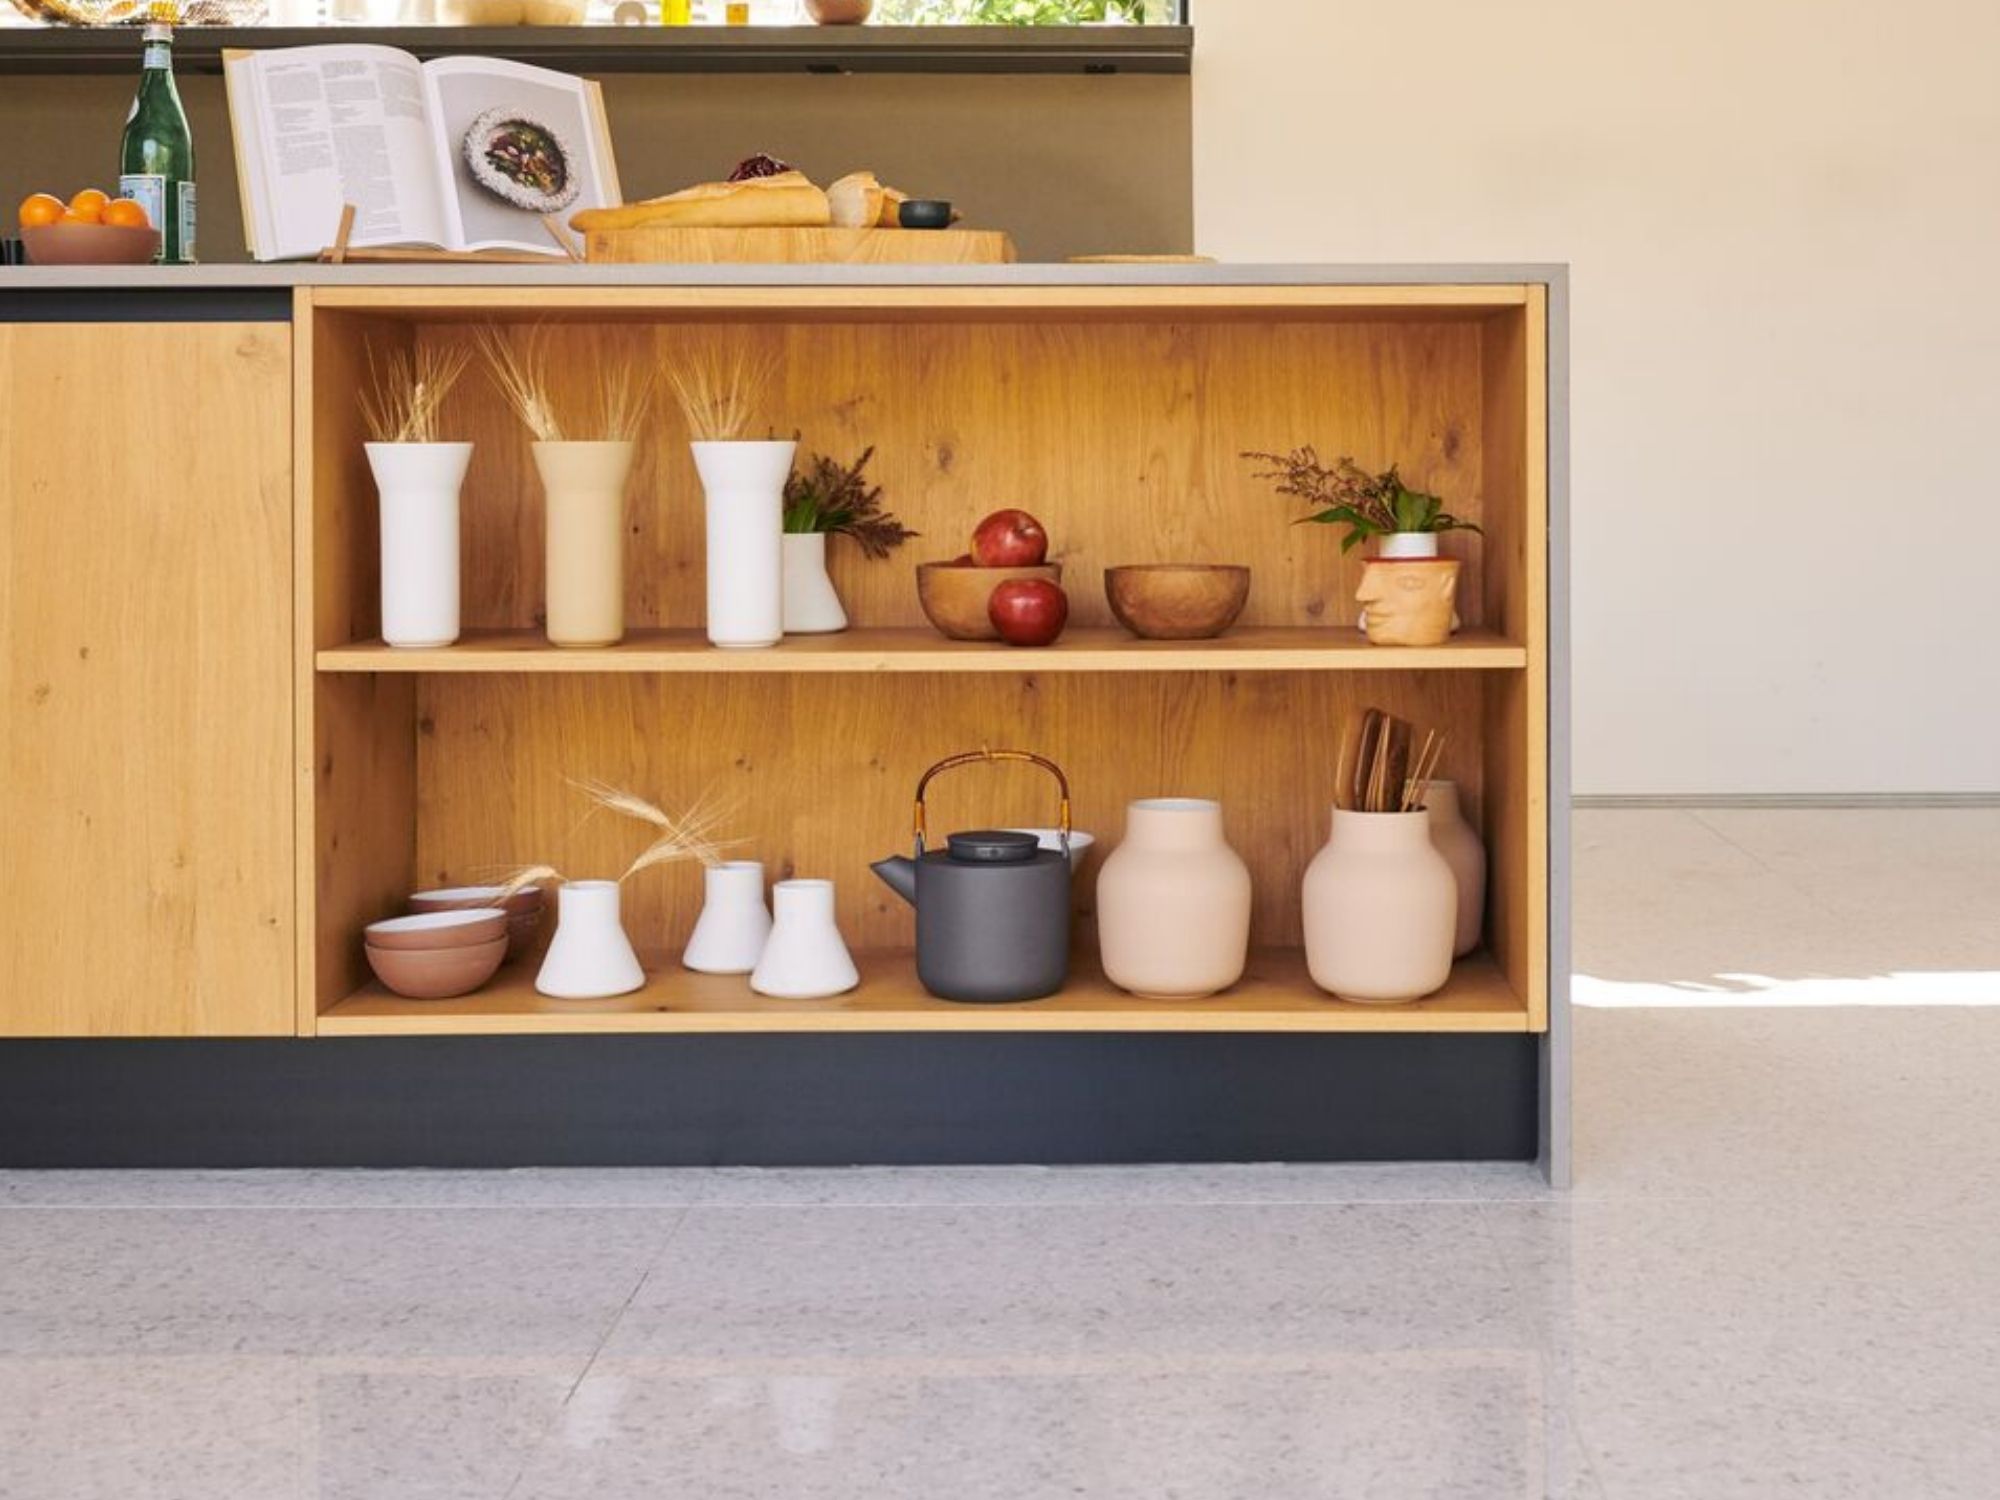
[
  {"left": 1096, "top": 798, "right": 1252, "bottom": 999},
  {"left": 1422, "top": 780, "right": 1487, "bottom": 958},
  {"left": 532, "top": 440, "right": 633, "bottom": 648},
  {"left": 1302, "top": 809, "right": 1456, "bottom": 1003}
]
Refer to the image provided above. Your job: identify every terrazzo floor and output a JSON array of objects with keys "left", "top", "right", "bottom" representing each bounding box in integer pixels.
[{"left": 3, "top": 808, "right": 1998, "bottom": 1498}]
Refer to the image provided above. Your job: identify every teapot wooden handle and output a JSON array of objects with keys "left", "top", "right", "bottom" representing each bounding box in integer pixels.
[{"left": 913, "top": 749, "right": 1072, "bottom": 856}]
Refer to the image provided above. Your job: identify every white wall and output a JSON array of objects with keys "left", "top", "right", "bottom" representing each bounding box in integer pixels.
[{"left": 1193, "top": 0, "right": 2000, "bottom": 796}]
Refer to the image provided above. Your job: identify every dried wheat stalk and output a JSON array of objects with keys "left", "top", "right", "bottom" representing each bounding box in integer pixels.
[
  {"left": 477, "top": 326, "right": 654, "bottom": 444},
  {"left": 665, "top": 348, "right": 771, "bottom": 441},
  {"left": 359, "top": 342, "right": 470, "bottom": 444},
  {"left": 571, "top": 779, "right": 746, "bottom": 877}
]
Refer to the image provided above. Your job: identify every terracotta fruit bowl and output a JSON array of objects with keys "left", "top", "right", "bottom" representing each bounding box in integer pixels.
[
  {"left": 22, "top": 222, "right": 161, "bottom": 267},
  {"left": 365, "top": 908, "right": 509, "bottom": 952},
  {"left": 917, "top": 561, "right": 1063, "bottom": 641},
  {"left": 365, "top": 935, "right": 508, "bottom": 999},
  {"left": 1104, "top": 564, "right": 1252, "bottom": 640},
  {"left": 409, "top": 884, "right": 545, "bottom": 959}
]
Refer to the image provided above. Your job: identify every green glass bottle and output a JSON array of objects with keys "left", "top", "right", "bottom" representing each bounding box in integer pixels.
[{"left": 118, "top": 13, "right": 196, "bottom": 265}]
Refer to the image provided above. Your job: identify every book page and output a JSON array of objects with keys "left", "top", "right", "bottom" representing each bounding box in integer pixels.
[
  {"left": 228, "top": 45, "right": 449, "bottom": 261},
  {"left": 420, "top": 57, "right": 619, "bottom": 256}
]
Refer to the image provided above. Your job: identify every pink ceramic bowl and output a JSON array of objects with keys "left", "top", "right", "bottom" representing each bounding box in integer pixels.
[
  {"left": 22, "top": 222, "right": 161, "bottom": 267},
  {"left": 365, "top": 936, "right": 508, "bottom": 999},
  {"left": 408, "top": 885, "right": 545, "bottom": 959},
  {"left": 365, "top": 909, "right": 509, "bottom": 952}
]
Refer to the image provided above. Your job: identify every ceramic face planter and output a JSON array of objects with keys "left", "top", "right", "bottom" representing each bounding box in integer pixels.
[{"left": 1356, "top": 558, "right": 1460, "bottom": 647}]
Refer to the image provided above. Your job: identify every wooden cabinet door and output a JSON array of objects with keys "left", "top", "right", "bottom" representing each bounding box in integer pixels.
[{"left": 0, "top": 321, "right": 293, "bottom": 1035}]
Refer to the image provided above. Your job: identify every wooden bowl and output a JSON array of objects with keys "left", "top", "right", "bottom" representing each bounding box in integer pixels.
[
  {"left": 21, "top": 222, "right": 161, "bottom": 267},
  {"left": 917, "top": 561, "right": 1063, "bottom": 641},
  {"left": 806, "top": 0, "right": 873, "bottom": 19},
  {"left": 365, "top": 936, "right": 508, "bottom": 999},
  {"left": 365, "top": 909, "right": 509, "bottom": 952},
  {"left": 1104, "top": 564, "right": 1251, "bottom": 640}
]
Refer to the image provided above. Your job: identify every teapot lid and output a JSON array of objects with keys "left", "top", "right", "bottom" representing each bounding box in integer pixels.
[{"left": 943, "top": 830, "right": 1041, "bottom": 864}]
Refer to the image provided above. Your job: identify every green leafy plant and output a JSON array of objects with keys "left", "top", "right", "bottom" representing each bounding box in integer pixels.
[
  {"left": 1242, "top": 446, "right": 1482, "bottom": 554},
  {"left": 782, "top": 446, "right": 918, "bottom": 559}
]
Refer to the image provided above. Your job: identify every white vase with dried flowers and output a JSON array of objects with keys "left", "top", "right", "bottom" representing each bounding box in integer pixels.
[
  {"left": 502, "top": 781, "right": 746, "bottom": 1000},
  {"left": 780, "top": 446, "right": 916, "bottom": 635},
  {"left": 361, "top": 345, "right": 472, "bottom": 649},
  {"left": 478, "top": 327, "right": 652, "bottom": 648},
  {"left": 669, "top": 353, "right": 791, "bottom": 649}
]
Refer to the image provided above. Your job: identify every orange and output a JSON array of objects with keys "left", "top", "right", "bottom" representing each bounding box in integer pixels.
[
  {"left": 67, "top": 188, "right": 111, "bottom": 224},
  {"left": 58, "top": 211, "right": 98, "bottom": 227},
  {"left": 101, "top": 197, "right": 151, "bottom": 229},
  {"left": 17, "top": 193, "right": 65, "bottom": 229}
]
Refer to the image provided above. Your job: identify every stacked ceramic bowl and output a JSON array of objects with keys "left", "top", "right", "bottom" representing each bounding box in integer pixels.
[
  {"left": 364, "top": 910, "right": 510, "bottom": 999},
  {"left": 408, "top": 885, "right": 546, "bottom": 960}
]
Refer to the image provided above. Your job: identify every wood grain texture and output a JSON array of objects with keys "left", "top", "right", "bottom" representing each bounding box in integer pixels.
[
  {"left": 319, "top": 947, "right": 1527, "bottom": 1036},
  {"left": 382, "top": 317, "right": 1494, "bottom": 650},
  {"left": 405, "top": 671, "right": 1486, "bottom": 960},
  {"left": 585, "top": 226, "right": 1017, "bottom": 266},
  {"left": 316, "top": 625, "right": 1527, "bottom": 674},
  {"left": 0, "top": 323, "right": 293, "bottom": 1036}
]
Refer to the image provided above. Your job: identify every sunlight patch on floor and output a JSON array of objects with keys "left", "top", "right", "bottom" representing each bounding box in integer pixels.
[{"left": 1574, "top": 970, "right": 2000, "bottom": 1007}]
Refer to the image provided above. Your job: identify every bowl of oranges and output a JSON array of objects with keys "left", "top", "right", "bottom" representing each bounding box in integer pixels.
[{"left": 18, "top": 189, "right": 160, "bottom": 266}]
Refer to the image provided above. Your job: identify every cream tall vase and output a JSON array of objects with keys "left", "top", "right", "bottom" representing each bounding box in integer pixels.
[
  {"left": 1302, "top": 809, "right": 1456, "bottom": 1003},
  {"left": 1096, "top": 798, "right": 1252, "bottom": 999},
  {"left": 693, "top": 438, "right": 794, "bottom": 649},
  {"left": 366, "top": 441, "right": 471, "bottom": 649},
  {"left": 532, "top": 440, "right": 633, "bottom": 648}
]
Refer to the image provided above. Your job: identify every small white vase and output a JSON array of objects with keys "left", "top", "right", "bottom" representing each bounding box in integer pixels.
[
  {"left": 751, "top": 879, "right": 858, "bottom": 1000},
  {"left": 683, "top": 860, "right": 773, "bottom": 975},
  {"left": 536, "top": 880, "right": 645, "bottom": 999},
  {"left": 782, "top": 531, "right": 849, "bottom": 634},
  {"left": 366, "top": 441, "right": 471, "bottom": 648},
  {"left": 1422, "top": 780, "right": 1487, "bottom": 958},
  {"left": 1377, "top": 532, "right": 1440, "bottom": 560},
  {"left": 693, "top": 439, "right": 794, "bottom": 649},
  {"left": 533, "top": 440, "right": 633, "bottom": 648},
  {"left": 1302, "top": 809, "right": 1456, "bottom": 1003}
]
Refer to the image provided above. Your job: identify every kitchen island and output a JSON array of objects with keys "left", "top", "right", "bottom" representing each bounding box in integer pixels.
[{"left": 0, "top": 262, "right": 1570, "bottom": 1177}]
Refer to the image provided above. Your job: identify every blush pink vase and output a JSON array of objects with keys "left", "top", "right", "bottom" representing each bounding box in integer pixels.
[
  {"left": 1095, "top": 798, "right": 1252, "bottom": 999},
  {"left": 1302, "top": 809, "right": 1456, "bottom": 1003},
  {"left": 1422, "top": 780, "right": 1487, "bottom": 958}
]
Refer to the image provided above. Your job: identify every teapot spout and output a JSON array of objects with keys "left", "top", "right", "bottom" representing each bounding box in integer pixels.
[{"left": 870, "top": 856, "right": 919, "bottom": 907}]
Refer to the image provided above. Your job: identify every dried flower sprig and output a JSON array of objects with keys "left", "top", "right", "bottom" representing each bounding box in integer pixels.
[
  {"left": 782, "top": 445, "right": 918, "bottom": 559},
  {"left": 475, "top": 325, "right": 653, "bottom": 444},
  {"left": 665, "top": 348, "right": 771, "bottom": 441},
  {"left": 359, "top": 343, "right": 471, "bottom": 444},
  {"left": 485, "top": 782, "right": 745, "bottom": 900},
  {"left": 1243, "top": 446, "right": 1482, "bottom": 553}
]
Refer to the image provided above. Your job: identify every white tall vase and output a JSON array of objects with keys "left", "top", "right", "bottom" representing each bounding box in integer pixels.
[
  {"left": 693, "top": 439, "right": 794, "bottom": 649},
  {"left": 536, "top": 880, "right": 645, "bottom": 999},
  {"left": 366, "top": 441, "right": 470, "bottom": 649},
  {"left": 532, "top": 440, "right": 633, "bottom": 648},
  {"left": 751, "top": 879, "right": 858, "bottom": 999},
  {"left": 781, "top": 531, "right": 849, "bottom": 634},
  {"left": 683, "top": 860, "right": 773, "bottom": 975}
]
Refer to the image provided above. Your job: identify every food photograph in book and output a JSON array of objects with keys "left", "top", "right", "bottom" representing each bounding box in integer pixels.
[{"left": 430, "top": 64, "right": 614, "bottom": 250}]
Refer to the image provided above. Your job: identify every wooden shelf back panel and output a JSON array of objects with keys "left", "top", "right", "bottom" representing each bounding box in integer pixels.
[
  {"left": 353, "top": 318, "right": 1506, "bottom": 648},
  {"left": 391, "top": 671, "right": 1489, "bottom": 966},
  {"left": 318, "top": 947, "right": 1528, "bottom": 1037},
  {"left": 317, "top": 625, "right": 1528, "bottom": 674}
]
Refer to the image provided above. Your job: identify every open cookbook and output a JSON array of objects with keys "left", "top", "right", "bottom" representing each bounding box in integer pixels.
[{"left": 224, "top": 46, "right": 622, "bottom": 261}]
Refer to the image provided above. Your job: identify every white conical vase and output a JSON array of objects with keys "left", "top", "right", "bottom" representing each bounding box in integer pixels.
[
  {"left": 532, "top": 440, "right": 633, "bottom": 648},
  {"left": 751, "top": 879, "right": 858, "bottom": 1000},
  {"left": 782, "top": 532, "right": 849, "bottom": 634},
  {"left": 536, "top": 880, "right": 645, "bottom": 999},
  {"left": 693, "top": 439, "right": 794, "bottom": 649},
  {"left": 366, "top": 441, "right": 471, "bottom": 648},
  {"left": 683, "top": 860, "right": 773, "bottom": 975}
]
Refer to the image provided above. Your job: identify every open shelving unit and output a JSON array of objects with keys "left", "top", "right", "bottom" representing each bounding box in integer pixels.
[{"left": 296, "top": 279, "right": 1548, "bottom": 1043}]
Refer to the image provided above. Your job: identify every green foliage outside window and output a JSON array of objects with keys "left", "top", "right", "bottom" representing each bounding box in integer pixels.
[{"left": 874, "top": 0, "right": 1175, "bottom": 23}]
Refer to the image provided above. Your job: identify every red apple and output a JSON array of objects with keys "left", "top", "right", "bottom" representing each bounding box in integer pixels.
[
  {"left": 988, "top": 578, "right": 1068, "bottom": 647},
  {"left": 970, "top": 509, "right": 1049, "bottom": 568},
  {"left": 951, "top": 553, "right": 976, "bottom": 566}
]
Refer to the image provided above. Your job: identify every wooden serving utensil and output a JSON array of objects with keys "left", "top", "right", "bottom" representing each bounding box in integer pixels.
[{"left": 1351, "top": 708, "right": 1385, "bottom": 812}]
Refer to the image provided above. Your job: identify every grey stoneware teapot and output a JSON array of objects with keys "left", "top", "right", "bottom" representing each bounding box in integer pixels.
[{"left": 871, "top": 749, "right": 1073, "bottom": 1004}]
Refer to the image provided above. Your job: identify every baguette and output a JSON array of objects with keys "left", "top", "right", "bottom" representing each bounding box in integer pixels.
[
  {"left": 571, "top": 171, "right": 831, "bottom": 232},
  {"left": 828, "top": 170, "right": 886, "bottom": 230}
]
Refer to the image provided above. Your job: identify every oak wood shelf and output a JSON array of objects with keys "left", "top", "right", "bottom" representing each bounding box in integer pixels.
[
  {"left": 316, "top": 626, "right": 1528, "bottom": 675},
  {"left": 318, "top": 947, "right": 1527, "bottom": 1037}
]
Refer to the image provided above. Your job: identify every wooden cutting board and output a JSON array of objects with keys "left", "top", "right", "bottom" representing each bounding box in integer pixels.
[{"left": 584, "top": 226, "right": 1017, "bottom": 266}]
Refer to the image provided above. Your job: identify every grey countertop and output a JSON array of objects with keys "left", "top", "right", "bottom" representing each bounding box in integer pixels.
[{"left": 0, "top": 262, "right": 1566, "bottom": 290}]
